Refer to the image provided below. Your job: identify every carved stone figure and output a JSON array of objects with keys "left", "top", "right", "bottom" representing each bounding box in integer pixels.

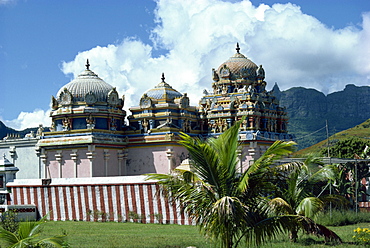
[
  {"left": 51, "top": 96, "right": 58, "bottom": 110},
  {"left": 36, "top": 124, "right": 44, "bottom": 136},
  {"left": 182, "top": 119, "right": 191, "bottom": 132},
  {"left": 86, "top": 115, "right": 95, "bottom": 129},
  {"left": 109, "top": 117, "right": 117, "bottom": 131},
  {"left": 142, "top": 119, "right": 149, "bottom": 133},
  {"left": 50, "top": 121, "right": 56, "bottom": 132},
  {"left": 62, "top": 118, "right": 71, "bottom": 131}
]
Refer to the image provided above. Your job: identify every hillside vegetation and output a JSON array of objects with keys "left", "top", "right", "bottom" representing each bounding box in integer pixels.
[{"left": 294, "top": 118, "right": 370, "bottom": 157}]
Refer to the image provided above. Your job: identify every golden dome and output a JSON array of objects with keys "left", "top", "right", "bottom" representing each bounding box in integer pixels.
[{"left": 216, "top": 43, "right": 258, "bottom": 80}]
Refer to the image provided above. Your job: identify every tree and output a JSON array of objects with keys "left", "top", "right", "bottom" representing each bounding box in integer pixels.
[
  {"left": 324, "top": 139, "right": 370, "bottom": 205},
  {"left": 147, "top": 119, "right": 322, "bottom": 247},
  {"left": 269, "top": 159, "right": 341, "bottom": 242},
  {"left": 0, "top": 215, "right": 67, "bottom": 248},
  {"left": 322, "top": 137, "right": 370, "bottom": 159}
]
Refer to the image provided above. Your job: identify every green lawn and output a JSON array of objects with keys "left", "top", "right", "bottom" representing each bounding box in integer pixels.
[{"left": 33, "top": 221, "right": 370, "bottom": 248}]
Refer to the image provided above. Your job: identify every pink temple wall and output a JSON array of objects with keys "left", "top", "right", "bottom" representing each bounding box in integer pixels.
[
  {"left": 77, "top": 152, "right": 91, "bottom": 178},
  {"left": 92, "top": 150, "right": 105, "bottom": 177},
  {"left": 62, "top": 158, "right": 75, "bottom": 178},
  {"left": 127, "top": 145, "right": 188, "bottom": 175},
  {"left": 107, "top": 150, "right": 120, "bottom": 176},
  {"left": 91, "top": 149, "right": 121, "bottom": 177},
  {"left": 46, "top": 148, "right": 125, "bottom": 178}
]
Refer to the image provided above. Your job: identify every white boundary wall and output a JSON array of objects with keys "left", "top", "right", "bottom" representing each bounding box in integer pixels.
[{"left": 7, "top": 176, "right": 191, "bottom": 224}]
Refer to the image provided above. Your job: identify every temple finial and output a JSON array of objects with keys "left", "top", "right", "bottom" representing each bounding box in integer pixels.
[
  {"left": 236, "top": 43, "right": 240, "bottom": 54},
  {"left": 86, "top": 59, "right": 90, "bottom": 70},
  {"left": 161, "top": 72, "right": 165, "bottom": 82}
]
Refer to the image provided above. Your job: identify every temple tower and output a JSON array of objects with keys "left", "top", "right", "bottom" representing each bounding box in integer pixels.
[
  {"left": 37, "top": 60, "right": 128, "bottom": 178},
  {"left": 199, "top": 44, "right": 293, "bottom": 166},
  {"left": 126, "top": 73, "right": 199, "bottom": 174}
]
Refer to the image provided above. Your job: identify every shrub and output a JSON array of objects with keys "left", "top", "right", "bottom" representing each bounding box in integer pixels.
[
  {"left": 87, "top": 209, "right": 110, "bottom": 221},
  {"left": 128, "top": 211, "right": 142, "bottom": 222},
  {"left": 0, "top": 210, "right": 19, "bottom": 233},
  {"left": 317, "top": 210, "right": 370, "bottom": 226},
  {"left": 353, "top": 227, "right": 370, "bottom": 245}
]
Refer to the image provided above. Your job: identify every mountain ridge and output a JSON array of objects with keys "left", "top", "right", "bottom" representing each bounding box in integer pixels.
[{"left": 276, "top": 84, "right": 370, "bottom": 149}]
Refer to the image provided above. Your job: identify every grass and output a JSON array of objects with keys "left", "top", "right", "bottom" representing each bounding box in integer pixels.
[
  {"left": 39, "top": 221, "right": 213, "bottom": 248},
  {"left": 31, "top": 221, "right": 370, "bottom": 248},
  {"left": 259, "top": 223, "right": 370, "bottom": 248},
  {"left": 1, "top": 210, "right": 369, "bottom": 247}
]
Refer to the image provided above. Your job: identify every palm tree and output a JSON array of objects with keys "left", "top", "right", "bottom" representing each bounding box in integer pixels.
[
  {"left": 0, "top": 215, "right": 67, "bottom": 248},
  {"left": 269, "top": 159, "right": 342, "bottom": 242},
  {"left": 147, "top": 119, "right": 305, "bottom": 247}
]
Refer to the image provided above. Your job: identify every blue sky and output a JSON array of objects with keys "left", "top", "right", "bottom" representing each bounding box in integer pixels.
[{"left": 0, "top": 0, "right": 369, "bottom": 129}]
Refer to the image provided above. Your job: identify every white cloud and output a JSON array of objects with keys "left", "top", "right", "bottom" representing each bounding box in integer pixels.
[
  {"left": 8, "top": 0, "right": 370, "bottom": 130},
  {"left": 62, "top": 0, "right": 370, "bottom": 110},
  {"left": 2, "top": 109, "right": 50, "bottom": 131}
]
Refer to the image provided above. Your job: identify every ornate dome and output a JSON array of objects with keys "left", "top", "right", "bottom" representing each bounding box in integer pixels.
[
  {"left": 145, "top": 73, "right": 182, "bottom": 100},
  {"left": 216, "top": 43, "right": 258, "bottom": 80},
  {"left": 56, "top": 60, "right": 113, "bottom": 103}
]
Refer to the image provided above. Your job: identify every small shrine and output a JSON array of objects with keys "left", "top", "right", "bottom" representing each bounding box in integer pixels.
[{"left": 0, "top": 154, "right": 19, "bottom": 204}]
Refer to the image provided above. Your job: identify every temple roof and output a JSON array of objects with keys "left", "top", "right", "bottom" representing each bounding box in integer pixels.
[
  {"left": 216, "top": 43, "right": 258, "bottom": 80},
  {"left": 56, "top": 60, "right": 113, "bottom": 103},
  {"left": 144, "top": 73, "right": 182, "bottom": 100}
]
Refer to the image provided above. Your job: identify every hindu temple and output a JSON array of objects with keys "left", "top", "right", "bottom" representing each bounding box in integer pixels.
[{"left": 0, "top": 44, "right": 293, "bottom": 180}]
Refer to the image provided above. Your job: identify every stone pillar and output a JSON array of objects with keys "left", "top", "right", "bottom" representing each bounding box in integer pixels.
[
  {"left": 40, "top": 149, "right": 48, "bottom": 178},
  {"left": 248, "top": 141, "right": 260, "bottom": 165},
  {"left": 104, "top": 149, "right": 110, "bottom": 176},
  {"left": 166, "top": 148, "right": 174, "bottom": 173},
  {"left": 118, "top": 149, "right": 128, "bottom": 176},
  {"left": 237, "top": 147, "right": 242, "bottom": 173},
  {"left": 70, "top": 149, "right": 78, "bottom": 178},
  {"left": 35, "top": 146, "right": 41, "bottom": 179},
  {"left": 86, "top": 145, "right": 96, "bottom": 177},
  {"left": 55, "top": 150, "right": 63, "bottom": 178}
]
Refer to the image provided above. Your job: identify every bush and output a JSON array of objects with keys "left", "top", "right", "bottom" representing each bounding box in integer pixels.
[
  {"left": 0, "top": 210, "right": 19, "bottom": 233},
  {"left": 317, "top": 210, "right": 370, "bottom": 226}
]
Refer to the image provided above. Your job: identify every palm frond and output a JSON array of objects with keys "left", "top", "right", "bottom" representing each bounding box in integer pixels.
[
  {"left": 239, "top": 215, "right": 301, "bottom": 247},
  {"left": 303, "top": 154, "right": 324, "bottom": 168},
  {"left": 238, "top": 140, "right": 297, "bottom": 192},
  {"left": 298, "top": 216, "right": 342, "bottom": 243},
  {"left": 269, "top": 197, "right": 294, "bottom": 215},
  {"left": 36, "top": 235, "right": 67, "bottom": 248},
  {"left": 178, "top": 132, "right": 222, "bottom": 193},
  {"left": 310, "top": 164, "right": 338, "bottom": 182},
  {"left": 17, "top": 220, "right": 43, "bottom": 241},
  {"left": 274, "top": 161, "right": 304, "bottom": 173},
  {"left": 0, "top": 228, "right": 19, "bottom": 247},
  {"left": 202, "top": 196, "right": 247, "bottom": 247},
  {"left": 296, "top": 197, "right": 323, "bottom": 219}
]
